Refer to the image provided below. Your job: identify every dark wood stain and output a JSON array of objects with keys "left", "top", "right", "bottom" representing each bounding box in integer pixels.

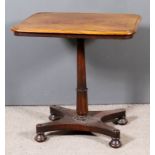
[{"left": 11, "top": 12, "right": 140, "bottom": 148}]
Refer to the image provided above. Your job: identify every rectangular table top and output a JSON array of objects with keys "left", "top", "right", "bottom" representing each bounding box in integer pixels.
[{"left": 11, "top": 12, "right": 141, "bottom": 39}]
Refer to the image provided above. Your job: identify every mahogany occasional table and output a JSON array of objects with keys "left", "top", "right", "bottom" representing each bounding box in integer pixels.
[{"left": 11, "top": 12, "right": 141, "bottom": 148}]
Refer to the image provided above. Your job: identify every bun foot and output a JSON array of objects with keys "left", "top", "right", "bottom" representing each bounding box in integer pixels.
[
  {"left": 109, "top": 138, "right": 121, "bottom": 148},
  {"left": 113, "top": 116, "right": 128, "bottom": 125},
  {"left": 35, "top": 133, "right": 47, "bottom": 142}
]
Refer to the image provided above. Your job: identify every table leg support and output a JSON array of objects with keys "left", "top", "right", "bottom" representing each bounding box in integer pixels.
[
  {"left": 76, "top": 39, "right": 88, "bottom": 116},
  {"left": 34, "top": 105, "right": 127, "bottom": 148},
  {"left": 34, "top": 39, "right": 128, "bottom": 148}
]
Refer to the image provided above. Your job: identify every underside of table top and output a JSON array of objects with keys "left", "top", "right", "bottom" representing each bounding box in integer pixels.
[{"left": 11, "top": 12, "right": 141, "bottom": 39}]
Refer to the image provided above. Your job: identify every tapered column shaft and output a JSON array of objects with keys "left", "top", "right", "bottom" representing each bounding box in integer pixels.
[{"left": 76, "top": 39, "right": 88, "bottom": 116}]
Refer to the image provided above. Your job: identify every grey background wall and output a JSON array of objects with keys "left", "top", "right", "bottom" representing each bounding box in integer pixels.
[{"left": 6, "top": 0, "right": 150, "bottom": 105}]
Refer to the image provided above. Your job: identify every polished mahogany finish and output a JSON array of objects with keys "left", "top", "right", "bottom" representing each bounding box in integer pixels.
[
  {"left": 11, "top": 12, "right": 141, "bottom": 148},
  {"left": 35, "top": 104, "right": 127, "bottom": 148},
  {"left": 35, "top": 39, "right": 128, "bottom": 148},
  {"left": 76, "top": 39, "right": 88, "bottom": 116},
  {"left": 12, "top": 12, "right": 141, "bottom": 39},
  {"left": 11, "top": 12, "right": 141, "bottom": 37}
]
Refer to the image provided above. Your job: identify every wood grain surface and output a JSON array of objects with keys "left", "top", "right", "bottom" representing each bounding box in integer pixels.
[{"left": 11, "top": 12, "right": 141, "bottom": 37}]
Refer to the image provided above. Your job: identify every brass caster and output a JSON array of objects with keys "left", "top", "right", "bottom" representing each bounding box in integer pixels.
[
  {"left": 35, "top": 133, "right": 47, "bottom": 142},
  {"left": 109, "top": 138, "right": 121, "bottom": 148},
  {"left": 113, "top": 116, "right": 128, "bottom": 125},
  {"left": 49, "top": 114, "right": 60, "bottom": 121}
]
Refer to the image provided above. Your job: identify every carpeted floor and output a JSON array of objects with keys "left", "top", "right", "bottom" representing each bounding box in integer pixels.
[{"left": 6, "top": 104, "right": 149, "bottom": 155}]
